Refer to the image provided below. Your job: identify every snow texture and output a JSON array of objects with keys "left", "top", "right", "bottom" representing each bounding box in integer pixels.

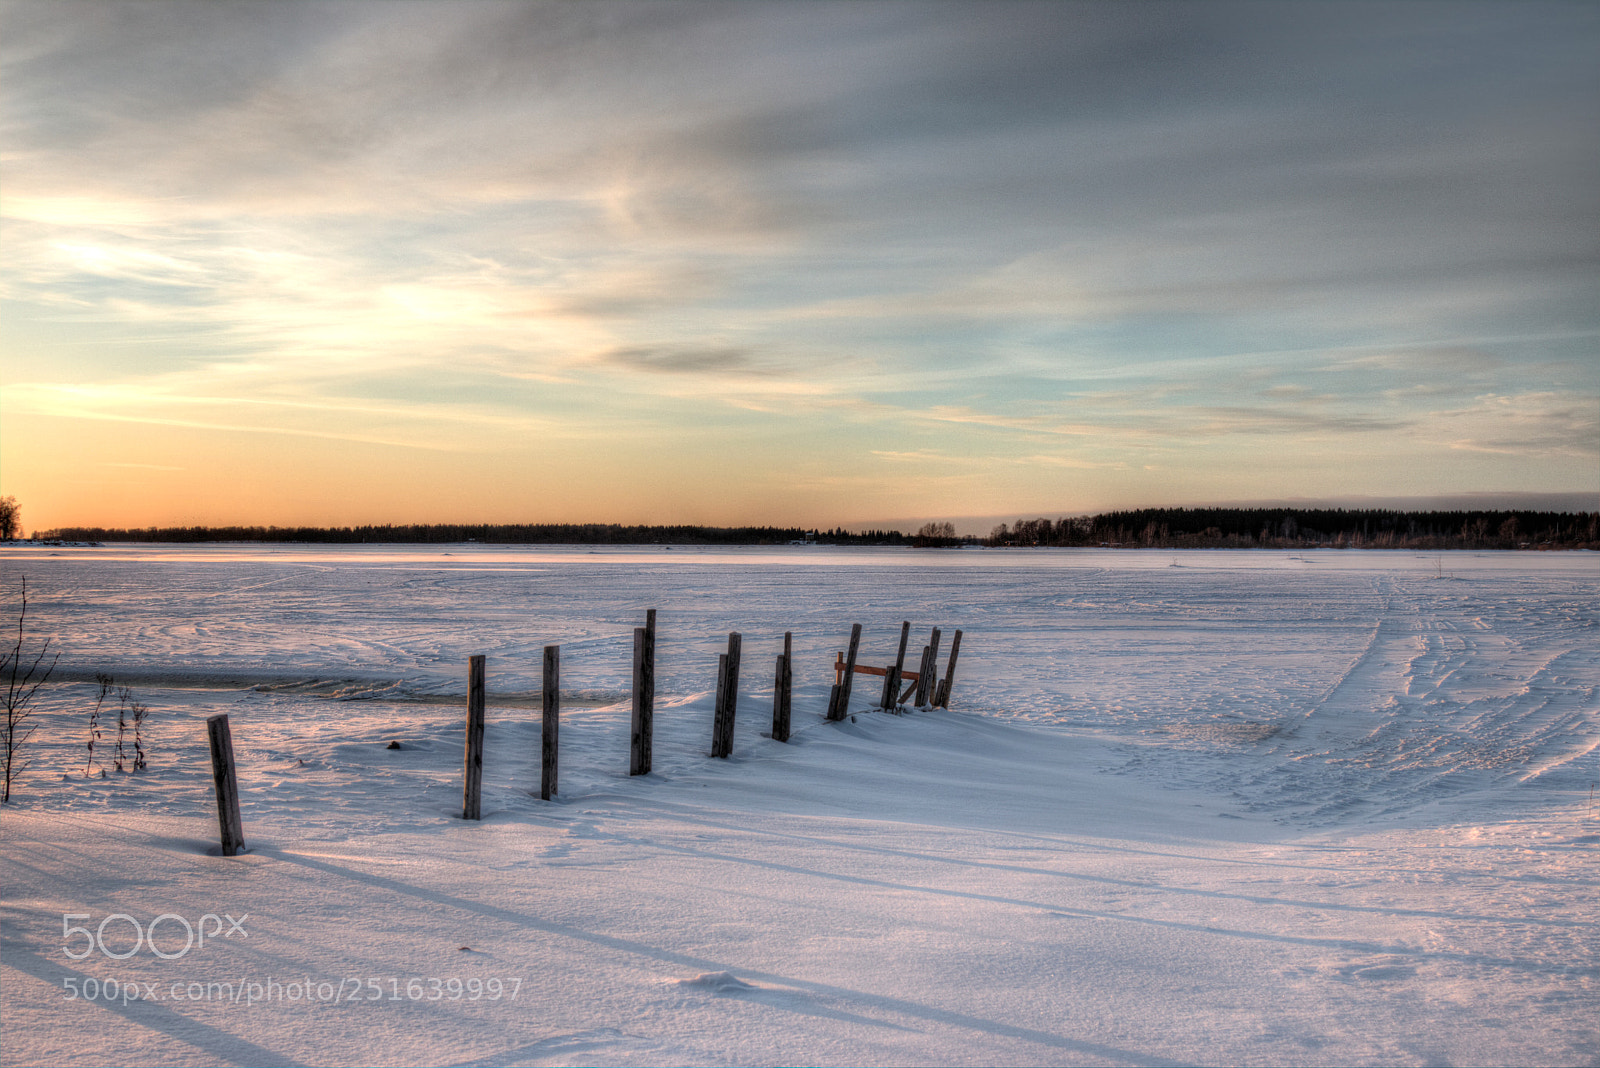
[{"left": 1, "top": 545, "right": 1595, "bottom": 1067}]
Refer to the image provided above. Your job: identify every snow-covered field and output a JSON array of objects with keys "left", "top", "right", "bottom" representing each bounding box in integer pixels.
[{"left": 1, "top": 544, "right": 1596, "bottom": 1067}]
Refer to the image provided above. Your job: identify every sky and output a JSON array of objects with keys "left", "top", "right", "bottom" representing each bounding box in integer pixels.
[{"left": 2, "top": 0, "right": 1596, "bottom": 533}]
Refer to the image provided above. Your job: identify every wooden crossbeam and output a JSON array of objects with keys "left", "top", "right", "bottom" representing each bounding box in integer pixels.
[{"left": 834, "top": 652, "right": 926, "bottom": 684}]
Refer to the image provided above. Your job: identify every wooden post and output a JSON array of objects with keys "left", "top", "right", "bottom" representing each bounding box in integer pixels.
[
  {"left": 911, "top": 646, "right": 932, "bottom": 707},
  {"left": 462, "top": 655, "right": 486, "bottom": 820},
  {"left": 909, "top": 645, "right": 931, "bottom": 705},
  {"left": 712, "top": 653, "right": 730, "bottom": 757},
  {"left": 541, "top": 645, "right": 559, "bottom": 800},
  {"left": 771, "top": 631, "right": 792, "bottom": 742},
  {"left": 826, "top": 624, "right": 862, "bottom": 721},
  {"left": 881, "top": 620, "right": 911, "bottom": 709},
  {"left": 205, "top": 714, "right": 246, "bottom": 857},
  {"left": 630, "top": 611, "right": 655, "bottom": 775},
  {"left": 934, "top": 629, "right": 962, "bottom": 708},
  {"left": 915, "top": 627, "right": 941, "bottom": 707},
  {"left": 712, "top": 631, "right": 741, "bottom": 757}
]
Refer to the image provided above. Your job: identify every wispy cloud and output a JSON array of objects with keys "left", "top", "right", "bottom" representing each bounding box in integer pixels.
[
  {"left": 3, "top": 379, "right": 599, "bottom": 451},
  {"left": 603, "top": 346, "right": 758, "bottom": 376}
]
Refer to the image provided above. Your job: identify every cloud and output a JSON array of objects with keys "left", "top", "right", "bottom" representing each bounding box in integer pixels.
[
  {"left": 2, "top": 379, "right": 593, "bottom": 452},
  {"left": 1433, "top": 392, "right": 1600, "bottom": 458},
  {"left": 1, "top": 1, "right": 1594, "bottom": 522},
  {"left": 1013, "top": 455, "right": 1128, "bottom": 471},
  {"left": 602, "top": 345, "right": 755, "bottom": 375}
]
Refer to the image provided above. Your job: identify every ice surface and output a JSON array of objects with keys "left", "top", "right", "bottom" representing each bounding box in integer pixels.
[{"left": 1, "top": 545, "right": 1595, "bottom": 1066}]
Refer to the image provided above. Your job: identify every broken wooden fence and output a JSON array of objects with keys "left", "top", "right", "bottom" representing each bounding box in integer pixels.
[
  {"left": 208, "top": 612, "right": 963, "bottom": 849},
  {"left": 833, "top": 625, "right": 962, "bottom": 711}
]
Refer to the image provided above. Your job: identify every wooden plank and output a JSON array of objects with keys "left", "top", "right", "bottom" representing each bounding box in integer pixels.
[
  {"left": 541, "top": 645, "right": 559, "bottom": 799},
  {"left": 771, "top": 631, "right": 792, "bottom": 743},
  {"left": 881, "top": 620, "right": 911, "bottom": 709},
  {"left": 839, "top": 660, "right": 928, "bottom": 681},
  {"left": 826, "top": 624, "right": 861, "bottom": 721},
  {"left": 630, "top": 623, "right": 654, "bottom": 776},
  {"left": 205, "top": 714, "right": 246, "bottom": 857},
  {"left": 934, "top": 629, "right": 962, "bottom": 708},
  {"left": 462, "top": 655, "right": 486, "bottom": 820}
]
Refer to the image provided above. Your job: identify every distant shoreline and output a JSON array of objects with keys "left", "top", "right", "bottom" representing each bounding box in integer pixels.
[
  {"left": 7, "top": 541, "right": 1596, "bottom": 553},
  {"left": 22, "top": 506, "right": 1600, "bottom": 551}
]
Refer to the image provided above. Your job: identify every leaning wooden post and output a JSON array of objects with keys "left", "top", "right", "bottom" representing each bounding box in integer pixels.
[
  {"left": 462, "top": 655, "right": 486, "bottom": 820},
  {"left": 771, "top": 631, "right": 792, "bottom": 742},
  {"left": 881, "top": 620, "right": 911, "bottom": 709},
  {"left": 826, "top": 624, "right": 862, "bottom": 721},
  {"left": 712, "top": 631, "right": 742, "bottom": 757},
  {"left": 915, "top": 627, "right": 942, "bottom": 707},
  {"left": 630, "top": 610, "right": 655, "bottom": 775},
  {"left": 205, "top": 714, "right": 246, "bottom": 856},
  {"left": 912, "top": 645, "right": 932, "bottom": 707},
  {"left": 541, "top": 645, "right": 559, "bottom": 800},
  {"left": 934, "top": 629, "right": 962, "bottom": 708}
]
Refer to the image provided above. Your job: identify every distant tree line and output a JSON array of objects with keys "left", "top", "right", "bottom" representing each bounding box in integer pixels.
[
  {"left": 912, "top": 521, "right": 962, "bottom": 547},
  {"left": 985, "top": 508, "right": 1599, "bottom": 550},
  {"left": 33, "top": 522, "right": 915, "bottom": 546},
  {"left": 27, "top": 508, "right": 1600, "bottom": 550}
]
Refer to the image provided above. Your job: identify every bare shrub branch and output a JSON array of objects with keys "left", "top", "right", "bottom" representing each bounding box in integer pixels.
[{"left": 4, "top": 577, "right": 59, "bottom": 803}]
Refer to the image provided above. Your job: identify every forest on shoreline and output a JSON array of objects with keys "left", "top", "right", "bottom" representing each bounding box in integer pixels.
[
  {"left": 982, "top": 508, "right": 1597, "bottom": 550},
  {"left": 29, "top": 508, "right": 1599, "bottom": 550}
]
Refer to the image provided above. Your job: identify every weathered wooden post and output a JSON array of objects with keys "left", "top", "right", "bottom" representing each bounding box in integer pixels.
[
  {"left": 712, "top": 632, "right": 742, "bottom": 757},
  {"left": 541, "top": 645, "right": 559, "bottom": 800},
  {"left": 630, "top": 609, "right": 656, "bottom": 776},
  {"left": 771, "top": 631, "right": 792, "bottom": 742},
  {"left": 462, "top": 655, "right": 486, "bottom": 820},
  {"left": 826, "top": 624, "right": 862, "bottom": 721},
  {"left": 915, "top": 627, "right": 942, "bottom": 707},
  {"left": 881, "top": 620, "right": 911, "bottom": 709},
  {"left": 713, "top": 653, "right": 730, "bottom": 754},
  {"left": 934, "top": 629, "right": 962, "bottom": 708},
  {"left": 205, "top": 714, "right": 246, "bottom": 856}
]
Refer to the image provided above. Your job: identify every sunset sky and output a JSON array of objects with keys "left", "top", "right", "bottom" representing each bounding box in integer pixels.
[{"left": 2, "top": 1, "right": 1596, "bottom": 533}]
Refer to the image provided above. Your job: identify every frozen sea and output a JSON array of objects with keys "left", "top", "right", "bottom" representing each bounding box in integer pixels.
[{"left": 1, "top": 544, "right": 1596, "bottom": 1066}]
